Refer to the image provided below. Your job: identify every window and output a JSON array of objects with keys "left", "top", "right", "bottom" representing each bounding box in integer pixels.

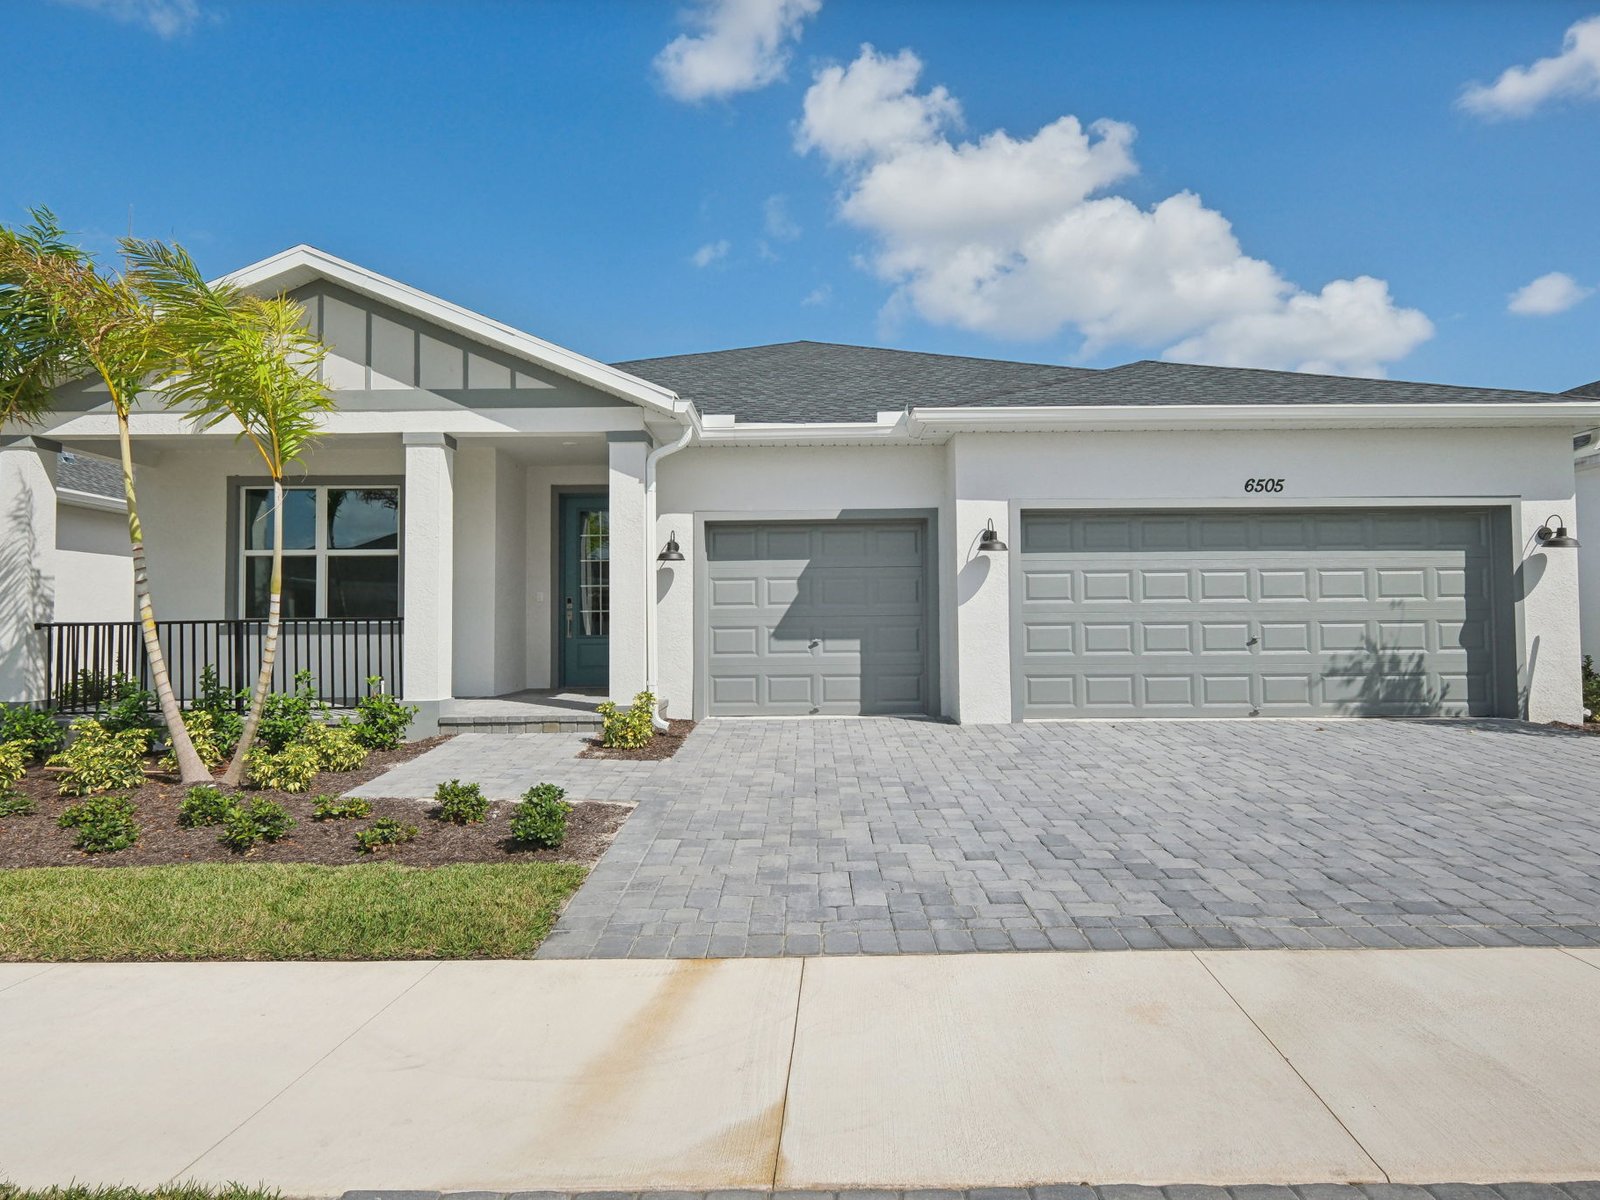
[{"left": 240, "top": 485, "right": 400, "bottom": 618}]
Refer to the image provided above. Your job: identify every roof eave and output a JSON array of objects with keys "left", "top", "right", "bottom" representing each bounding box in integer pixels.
[{"left": 905, "top": 402, "right": 1600, "bottom": 434}]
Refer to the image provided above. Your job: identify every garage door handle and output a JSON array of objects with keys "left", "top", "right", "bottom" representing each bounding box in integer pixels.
[
  {"left": 809, "top": 639, "right": 820, "bottom": 649},
  {"left": 1246, "top": 635, "right": 1259, "bottom": 646}
]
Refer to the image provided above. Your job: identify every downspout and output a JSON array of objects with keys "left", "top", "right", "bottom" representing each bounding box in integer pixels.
[{"left": 644, "top": 402, "right": 701, "bottom": 730}]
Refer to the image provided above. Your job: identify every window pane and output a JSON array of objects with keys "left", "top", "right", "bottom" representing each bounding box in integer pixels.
[
  {"left": 327, "top": 557, "right": 399, "bottom": 619},
  {"left": 328, "top": 488, "right": 399, "bottom": 550},
  {"left": 245, "top": 488, "right": 316, "bottom": 550},
  {"left": 578, "top": 509, "right": 608, "bottom": 635},
  {"left": 246, "top": 556, "right": 318, "bottom": 618}
]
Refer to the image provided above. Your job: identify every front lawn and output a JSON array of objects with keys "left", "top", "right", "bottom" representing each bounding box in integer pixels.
[
  {"left": 2, "top": 1186, "right": 279, "bottom": 1200},
  {"left": 0, "top": 861, "right": 586, "bottom": 960}
]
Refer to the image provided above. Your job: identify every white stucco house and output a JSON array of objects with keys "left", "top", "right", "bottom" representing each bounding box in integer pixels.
[{"left": 3, "top": 246, "right": 1597, "bottom": 731}]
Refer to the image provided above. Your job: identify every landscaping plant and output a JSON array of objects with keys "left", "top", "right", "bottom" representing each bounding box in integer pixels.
[
  {"left": 353, "top": 676, "right": 417, "bottom": 749},
  {"left": 0, "top": 793, "right": 36, "bottom": 818},
  {"left": 355, "top": 817, "right": 418, "bottom": 853},
  {"left": 0, "top": 703, "right": 64, "bottom": 761},
  {"left": 254, "top": 670, "right": 329, "bottom": 753},
  {"left": 178, "top": 784, "right": 235, "bottom": 828},
  {"left": 0, "top": 209, "right": 211, "bottom": 784},
  {"left": 95, "top": 675, "right": 163, "bottom": 750},
  {"left": 596, "top": 690, "right": 657, "bottom": 749},
  {"left": 48, "top": 719, "right": 148, "bottom": 795},
  {"left": 244, "top": 742, "right": 322, "bottom": 793},
  {"left": 312, "top": 794, "right": 371, "bottom": 820},
  {"left": 298, "top": 720, "right": 369, "bottom": 773},
  {"left": 509, "top": 782, "right": 570, "bottom": 848},
  {"left": 220, "top": 798, "right": 296, "bottom": 852},
  {"left": 163, "top": 708, "right": 238, "bottom": 772},
  {"left": 0, "top": 740, "right": 26, "bottom": 791},
  {"left": 1585, "top": 655, "right": 1600, "bottom": 718},
  {"left": 434, "top": 779, "right": 489, "bottom": 825},
  {"left": 58, "top": 794, "right": 140, "bottom": 853}
]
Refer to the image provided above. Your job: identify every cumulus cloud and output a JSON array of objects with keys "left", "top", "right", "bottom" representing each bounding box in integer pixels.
[
  {"left": 691, "top": 239, "right": 731, "bottom": 267},
  {"left": 54, "top": 0, "right": 203, "bottom": 37},
  {"left": 1508, "top": 271, "right": 1595, "bottom": 316},
  {"left": 1460, "top": 14, "right": 1600, "bottom": 118},
  {"left": 802, "top": 284, "right": 832, "bottom": 306},
  {"left": 655, "top": 0, "right": 822, "bottom": 103},
  {"left": 797, "top": 45, "right": 1433, "bottom": 375}
]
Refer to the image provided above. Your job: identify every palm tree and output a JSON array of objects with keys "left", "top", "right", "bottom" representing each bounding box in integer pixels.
[
  {"left": 125, "top": 240, "right": 334, "bottom": 787},
  {"left": 0, "top": 209, "right": 212, "bottom": 784}
]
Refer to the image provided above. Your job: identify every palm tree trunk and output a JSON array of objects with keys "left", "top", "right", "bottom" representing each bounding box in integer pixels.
[
  {"left": 221, "top": 477, "right": 283, "bottom": 787},
  {"left": 118, "top": 408, "right": 212, "bottom": 785}
]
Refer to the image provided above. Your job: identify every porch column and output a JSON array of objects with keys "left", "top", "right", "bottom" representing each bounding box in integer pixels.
[
  {"left": 402, "top": 433, "right": 454, "bottom": 732},
  {"left": 0, "top": 437, "right": 60, "bottom": 705},
  {"left": 607, "top": 432, "right": 649, "bottom": 701}
]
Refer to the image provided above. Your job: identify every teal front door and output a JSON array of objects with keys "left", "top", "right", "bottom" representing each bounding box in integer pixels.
[{"left": 558, "top": 493, "right": 610, "bottom": 688}]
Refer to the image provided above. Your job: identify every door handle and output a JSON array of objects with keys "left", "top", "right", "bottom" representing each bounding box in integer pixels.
[
  {"left": 808, "top": 639, "right": 820, "bottom": 649},
  {"left": 1246, "top": 635, "right": 1259, "bottom": 647},
  {"left": 565, "top": 597, "right": 574, "bottom": 638}
]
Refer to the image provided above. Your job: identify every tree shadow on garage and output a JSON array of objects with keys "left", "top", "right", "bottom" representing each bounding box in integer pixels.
[{"left": 1325, "top": 635, "right": 1452, "bottom": 717}]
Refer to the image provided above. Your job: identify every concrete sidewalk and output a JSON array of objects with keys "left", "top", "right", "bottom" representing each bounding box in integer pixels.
[{"left": 3, "top": 948, "right": 1600, "bottom": 1193}]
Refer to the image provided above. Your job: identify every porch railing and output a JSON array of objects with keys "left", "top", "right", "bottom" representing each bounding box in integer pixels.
[{"left": 33, "top": 619, "right": 404, "bottom": 713}]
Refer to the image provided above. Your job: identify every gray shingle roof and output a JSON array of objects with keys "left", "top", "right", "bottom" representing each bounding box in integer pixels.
[
  {"left": 57, "top": 451, "right": 123, "bottom": 500},
  {"left": 613, "top": 340, "right": 1573, "bottom": 424},
  {"left": 1565, "top": 379, "right": 1600, "bottom": 397}
]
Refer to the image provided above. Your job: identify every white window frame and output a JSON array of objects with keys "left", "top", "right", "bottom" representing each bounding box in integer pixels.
[{"left": 238, "top": 483, "right": 402, "bottom": 619}]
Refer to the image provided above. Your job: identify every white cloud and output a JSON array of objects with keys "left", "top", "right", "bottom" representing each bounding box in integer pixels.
[
  {"left": 802, "top": 284, "right": 832, "bottom": 306},
  {"left": 1508, "top": 271, "right": 1595, "bottom": 315},
  {"left": 54, "top": 0, "right": 203, "bottom": 37},
  {"left": 1460, "top": 14, "right": 1600, "bottom": 118},
  {"left": 797, "top": 45, "right": 1433, "bottom": 375},
  {"left": 655, "top": 0, "right": 822, "bottom": 103},
  {"left": 763, "top": 194, "right": 802, "bottom": 241},
  {"left": 691, "top": 239, "right": 731, "bottom": 267}
]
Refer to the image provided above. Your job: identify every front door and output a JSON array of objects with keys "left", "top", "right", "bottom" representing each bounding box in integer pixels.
[{"left": 558, "top": 493, "right": 610, "bottom": 688}]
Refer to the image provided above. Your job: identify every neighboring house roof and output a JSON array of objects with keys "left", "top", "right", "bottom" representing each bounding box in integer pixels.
[
  {"left": 615, "top": 340, "right": 1571, "bottom": 424},
  {"left": 1565, "top": 379, "right": 1600, "bottom": 397},
  {"left": 57, "top": 451, "right": 123, "bottom": 500}
]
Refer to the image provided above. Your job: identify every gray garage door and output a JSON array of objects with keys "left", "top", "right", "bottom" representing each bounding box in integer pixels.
[
  {"left": 705, "top": 519, "right": 931, "bottom": 716},
  {"left": 1016, "top": 509, "right": 1508, "bottom": 719}
]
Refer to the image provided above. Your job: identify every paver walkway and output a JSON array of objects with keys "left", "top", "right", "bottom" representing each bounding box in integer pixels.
[{"left": 353, "top": 719, "right": 1600, "bottom": 959}]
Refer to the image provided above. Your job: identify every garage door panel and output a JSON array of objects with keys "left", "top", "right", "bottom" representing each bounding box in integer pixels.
[
  {"left": 1018, "top": 509, "right": 1504, "bottom": 718},
  {"left": 709, "top": 577, "right": 759, "bottom": 608}
]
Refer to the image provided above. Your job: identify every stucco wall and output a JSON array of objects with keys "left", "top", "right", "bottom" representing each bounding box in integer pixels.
[
  {"left": 1578, "top": 454, "right": 1600, "bottom": 677},
  {"left": 55, "top": 503, "right": 133, "bottom": 622}
]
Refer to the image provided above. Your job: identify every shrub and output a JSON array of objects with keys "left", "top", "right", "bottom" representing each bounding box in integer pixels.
[
  {"left": 354, "top": 676, "right": 418, "bottom": 750},
  {"left": 298, "top": 720, "right": 369, "bottom": 773},
  {"left": 596, "top": 690, "right": 657, "bottom": 750},
  {"left": 509, "top": 782, "right": 570, "bottom": 848},
  {"left": 162, "top": 708, "right": 238, "bottom": 772},
  {"left": 0, "top": 740, "right": 26, "bottom": 791},
  {"left": 434, "top": 778, "right": 489, "bottom": 825},
  {"left": 220, "top": 798, "right": 296, "bottom": 851},
  {"left": 0, "top": 703, "right": 64, "bottom": 762},
  {"left": 257, "top": 669, "right": 331, "bottom": 753},
  {"left": 0, "top": 793, "right": 35, "bottom": 817},
  {"left": 312, "top": 794, "right": 372, "bottom": 820},
  {"left": 355, "top": 817, "right": 417, "bottom": 853},
  {"left": 1585, "top": 655, "right": 1600, "bottom": 719},
  {"left": 58, "top": 794, "right": 139, "bottom": 853},
  {"left": 178, "top": 784, "right": 235, "bottom": 828},
  {"left": 49, "top": 719, "right": 148, "bottom": 795},
  {"left": 245, "top": 742, "right": 322, "bottom": 792},
  {"left": 96, "top": 675, "right": 163, "bottom": 750}
]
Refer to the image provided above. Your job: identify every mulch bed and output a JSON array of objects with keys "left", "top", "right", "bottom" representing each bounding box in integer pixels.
[
  {"left": 0, "top": 736, "right": 629, "bottom": 869},
  {"left": 579, "top": 718, "right": 696, "bottom": 761}
]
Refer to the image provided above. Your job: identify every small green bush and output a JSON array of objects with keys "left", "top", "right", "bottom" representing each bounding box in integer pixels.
[
  {"left": 162, "top": 708, "right": 238, "bottom": 772},
  {"left": 256, "top": 670, "right": 330, "bottom": 753},
  {"left": 0, "top": 740, "right": 27, "bottom": 790},
  {"left": 48, "top": 719, "right": 148, "bottom": 795},
  {"left": 178, "top": 784, "right": 235, "bottom": 828},
  {"left": 245, "top": 742, "right": 322, "bottom": 792},
  {"left": 354, "top": 676, "right": 418, "bottom": 750},
  {"left": 0, "top": 793, "right": 35, "bottom": 817},
  {"left": 509, "top": 782, "right": 570, "bottom": 848},
  {"left": 312, "top": 794, "right": 372, "bottom": 820},
  {"left": 1584, "top": 655, "right": 1600, "bottom": 718},
  {"left": 0, "top": 703, "right": 64, "bottom": 761},
  {"left": 58, "top": 794, "right": 139, "bottom": 853},
  {"left": 355, "top": 816, "right": 417, "bottom": 853},
  {"left": 220, "top": 798, "right": 296, "bottom": 851},
  {"left": 96, "top": 676, "right": 163, "bottom": 750},
  {"left": 434, "top": 778, "right": 489, "bottom": 824},
  {"left": 298, "top": 720, "right": 369, "bottom": 773},
  {"left": 597, "top": 690, "right": 657, "bottom": 749}
]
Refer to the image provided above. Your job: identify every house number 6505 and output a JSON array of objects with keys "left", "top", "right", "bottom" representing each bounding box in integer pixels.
[{"left": 1244, "top": 478, "right": 1285, "bottom": 493}]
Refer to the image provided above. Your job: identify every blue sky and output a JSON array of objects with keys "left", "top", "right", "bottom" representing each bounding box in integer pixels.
[{"left": 5, "top": 0, "right": 1598, "bottom": 392}]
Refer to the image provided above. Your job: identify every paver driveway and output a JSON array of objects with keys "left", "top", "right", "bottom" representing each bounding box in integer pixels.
[{"left": 363, "top": 718, "right": 1600, "bottom": 958}]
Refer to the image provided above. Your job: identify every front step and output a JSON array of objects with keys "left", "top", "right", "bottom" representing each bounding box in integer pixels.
[{"left": 439, "top": 714, "right": 602, "bottom": 735}]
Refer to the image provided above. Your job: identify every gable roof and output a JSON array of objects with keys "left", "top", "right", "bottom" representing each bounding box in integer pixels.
[
  {"left": 614, "top": 340, "right": 1571, "bottom": 424},
  {"left": 57, "top": 451, "right": 123, "bottom": 499},
  {"left": 1566, "top": 379, "right": 1600, "bottom": 398},
  {"left": 225, "top": 246, "right": 685, "bottom": 417}
]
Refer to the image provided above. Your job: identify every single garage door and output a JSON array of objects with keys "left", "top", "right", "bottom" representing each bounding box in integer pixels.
[
  {"left": 1016, "top": 508, "right": 1508, "bottom": 719},
  {"left": 705, "top": 519, "right": 931, "bottom": 716}
]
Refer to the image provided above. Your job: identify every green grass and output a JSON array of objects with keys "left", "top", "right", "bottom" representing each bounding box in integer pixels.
[
  {"left": 0, "top": 862, "right": 587, "bottom": 961},
  {"left": 1, "top": 1186, "right": 279, "bottom": 1200}
]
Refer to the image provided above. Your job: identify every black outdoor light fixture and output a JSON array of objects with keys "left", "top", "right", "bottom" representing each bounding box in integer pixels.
[
  {"left": 1535, "top": 514, "right": 1582, "bottom": 550},
  {"left": 977, "top": 519, "right": 1008, "bottom": 552},
  {"left": 657, "top": 531, "right": 685, "bottom": 563}
]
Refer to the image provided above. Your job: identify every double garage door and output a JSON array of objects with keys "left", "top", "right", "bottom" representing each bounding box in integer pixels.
[{"left": 1016, "top": 508, "right": 1509, "bottom": 719}]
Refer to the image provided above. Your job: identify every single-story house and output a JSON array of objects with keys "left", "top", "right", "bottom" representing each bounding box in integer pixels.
[{"left": 2, "top": 245, "right": 1597, "bottom": 730}]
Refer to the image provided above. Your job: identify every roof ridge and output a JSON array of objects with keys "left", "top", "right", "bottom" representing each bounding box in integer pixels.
[{"left": 616, "top": 339, "right": 1086, "bottom": 374}]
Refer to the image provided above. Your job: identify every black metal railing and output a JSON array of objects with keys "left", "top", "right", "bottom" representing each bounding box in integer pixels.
[{"left": 34, "top": 619, "right": 404, "bottom": 713}]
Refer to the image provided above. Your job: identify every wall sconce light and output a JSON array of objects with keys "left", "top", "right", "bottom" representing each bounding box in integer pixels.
[
  {"left": 977, "top": 519, "right": 1008, "bottom": 552},
  {"left": 657, "top": 531, "right": 685, "bottom": 562},
  {"left": 1535, "top": 515, "right": 1581, "bottom": 549}
]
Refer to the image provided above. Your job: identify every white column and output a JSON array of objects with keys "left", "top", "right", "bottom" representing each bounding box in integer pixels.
[
  {"left": 0, "top": 437, "right": 60, "bottom": 704},
  {"left": 402, "top": 433, "right": 454, "bottom": 728},
  {"left": 1522, "top": 497, "right": 1584, "bottom": 724},
  {"left": 953, "top": 496, "right": 1013, "bottom": 723},
  {"left": 607, "top": 432, "right": 649, "bottom": 702}
]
